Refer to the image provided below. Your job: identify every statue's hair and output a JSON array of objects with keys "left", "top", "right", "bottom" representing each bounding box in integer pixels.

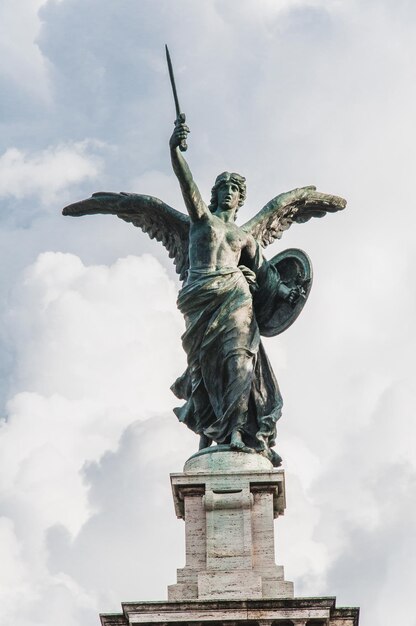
[{"left": 209, "top": 172, "right": 246, "bottom": 213}]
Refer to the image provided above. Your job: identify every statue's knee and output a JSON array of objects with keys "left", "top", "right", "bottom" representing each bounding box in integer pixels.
[{"left": 227, "top": 352, "right": 251, "bottom": 377}]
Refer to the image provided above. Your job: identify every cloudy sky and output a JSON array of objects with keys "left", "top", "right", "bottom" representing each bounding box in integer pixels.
[{"left": 0, "top": 1, "right": 415, "bottom": 624}]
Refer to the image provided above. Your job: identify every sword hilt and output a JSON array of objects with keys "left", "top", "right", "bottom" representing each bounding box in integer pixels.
[{"left": 175, "top": 113, "right": 188, "bottom": 152}]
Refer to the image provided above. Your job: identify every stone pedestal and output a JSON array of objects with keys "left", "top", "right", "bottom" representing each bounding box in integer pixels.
[
  {"left": 168, "top": 449, "right": 293, "bottom": 601},
  {"left": 100, "top": 449, "right": 360, "bottom": 626}
]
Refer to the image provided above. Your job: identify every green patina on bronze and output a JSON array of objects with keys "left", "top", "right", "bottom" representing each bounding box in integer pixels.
[{"left": 63, "top": 52, "right": 346, "bottom": 467}]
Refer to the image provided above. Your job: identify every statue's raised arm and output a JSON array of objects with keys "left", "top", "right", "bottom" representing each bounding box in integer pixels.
[{"left": 169, "top": 121, "right": 210, "bottom": 222}]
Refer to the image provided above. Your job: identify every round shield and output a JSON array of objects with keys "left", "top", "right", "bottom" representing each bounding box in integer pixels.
[{"left": 258, "top": 248, "right": 313, "bottom": 337}]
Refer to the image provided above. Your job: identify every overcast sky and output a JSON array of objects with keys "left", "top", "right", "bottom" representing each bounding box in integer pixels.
[{"left": 0, "top": 1, "right": 415, "bottom": 625}]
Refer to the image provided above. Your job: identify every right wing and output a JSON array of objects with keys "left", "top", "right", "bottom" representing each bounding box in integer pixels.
[{"left": 63, "top": 192, "right": 190, "bottom": 281}]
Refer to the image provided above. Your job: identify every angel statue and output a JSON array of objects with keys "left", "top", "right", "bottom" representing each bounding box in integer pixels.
[{"left": 63, "top": 121, "right": 346, "bottom": 466}]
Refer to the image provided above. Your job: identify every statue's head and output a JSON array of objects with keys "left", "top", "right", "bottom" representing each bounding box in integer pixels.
[{"left": 209, "top": 172, "right": 246, "bottom": 214}]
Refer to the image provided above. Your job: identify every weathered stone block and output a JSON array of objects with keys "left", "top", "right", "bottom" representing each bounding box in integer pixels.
[{"left": 168, "top": 449, "right": 292, "bottom": 600}]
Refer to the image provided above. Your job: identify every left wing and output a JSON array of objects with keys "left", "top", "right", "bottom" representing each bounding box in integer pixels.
[{"left": 241, "top": 186, "right": 346, "bottom": 247}]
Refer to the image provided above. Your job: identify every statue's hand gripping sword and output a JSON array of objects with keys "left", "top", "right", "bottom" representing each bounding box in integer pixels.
[{"left": 165, "top": 45, "right": 187, "bottom": 152}]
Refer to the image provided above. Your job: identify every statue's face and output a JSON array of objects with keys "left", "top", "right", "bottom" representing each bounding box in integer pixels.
[{"left": 217, "top": 181, "right": 240, "bottom": 212}]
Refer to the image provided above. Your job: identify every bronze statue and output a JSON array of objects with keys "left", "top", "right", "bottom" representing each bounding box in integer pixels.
[
  {"left": 63, "top": 123, "right": 345, "bottom": 466},
  {"left": 63, "top": 50, "right": 346, "bottom": 466}
]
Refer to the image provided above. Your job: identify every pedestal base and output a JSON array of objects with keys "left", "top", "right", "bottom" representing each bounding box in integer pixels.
[{"left": 168, "top": 449, "right": 293, "bottom": 601}]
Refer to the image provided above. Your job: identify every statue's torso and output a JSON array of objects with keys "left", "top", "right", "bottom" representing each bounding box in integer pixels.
[{"left": 188, "top": 214, "right": 256, "bottom": 273}]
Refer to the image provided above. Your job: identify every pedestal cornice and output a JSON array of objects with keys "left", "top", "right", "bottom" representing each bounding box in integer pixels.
[{"left": 101, "top": 597, "right": 360, "bottom": 626}]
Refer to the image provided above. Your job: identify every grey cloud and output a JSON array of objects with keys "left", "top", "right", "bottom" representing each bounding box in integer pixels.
[{"left": 326, "top": 463, "right": 416, "bottom": 616}]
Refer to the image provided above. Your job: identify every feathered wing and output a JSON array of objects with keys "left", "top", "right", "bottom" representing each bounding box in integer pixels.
[
  {"left": 241, "top": 186, "right": 347, "bottom": 247},
  {"left": 63, "top": 192, "right": 190, "bottom": 280}
]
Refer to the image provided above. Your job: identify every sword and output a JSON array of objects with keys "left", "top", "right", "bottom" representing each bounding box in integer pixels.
[{"left": 165, "top": 44, "right": 187, "bottom": 152}]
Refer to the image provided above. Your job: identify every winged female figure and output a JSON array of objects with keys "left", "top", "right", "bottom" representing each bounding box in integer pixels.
[{"left": 63, "top": 121, "right": 346, "bottom": 466}]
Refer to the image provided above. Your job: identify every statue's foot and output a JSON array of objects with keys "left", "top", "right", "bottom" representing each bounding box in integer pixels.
[
  {"left": 199, "top": 434, "right": 212, "bottom": 450},
  {"left": 230, "top": 429, "right": 245, "bottom": 450},
  {"left": 230, "top": 430, "right": 255, "bottom": 454}
]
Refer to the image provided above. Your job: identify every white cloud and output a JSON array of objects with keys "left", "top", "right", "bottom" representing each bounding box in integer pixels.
[
  {"left": 0, "top": 142, "right": 103, "bottom": 205},
  {"left": 0, "top": 250, "right": 197, "bottom": 624},
  {"left": 1, "top": 249, "right": 185, "bottom": 485}
]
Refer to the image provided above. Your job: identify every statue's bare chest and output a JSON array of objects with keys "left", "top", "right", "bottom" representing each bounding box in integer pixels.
[{"left": 190, "top": 217, "right": 247, "bottom": 254}]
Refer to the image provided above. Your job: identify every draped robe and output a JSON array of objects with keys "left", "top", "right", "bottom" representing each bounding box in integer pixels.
[{"left": 171, "top": 252, "right": 283, "bottom": 451}]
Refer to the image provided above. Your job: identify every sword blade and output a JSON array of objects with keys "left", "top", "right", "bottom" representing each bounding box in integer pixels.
[{"left": 165, "top": 44, "right": 181, "bottom": 118}]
